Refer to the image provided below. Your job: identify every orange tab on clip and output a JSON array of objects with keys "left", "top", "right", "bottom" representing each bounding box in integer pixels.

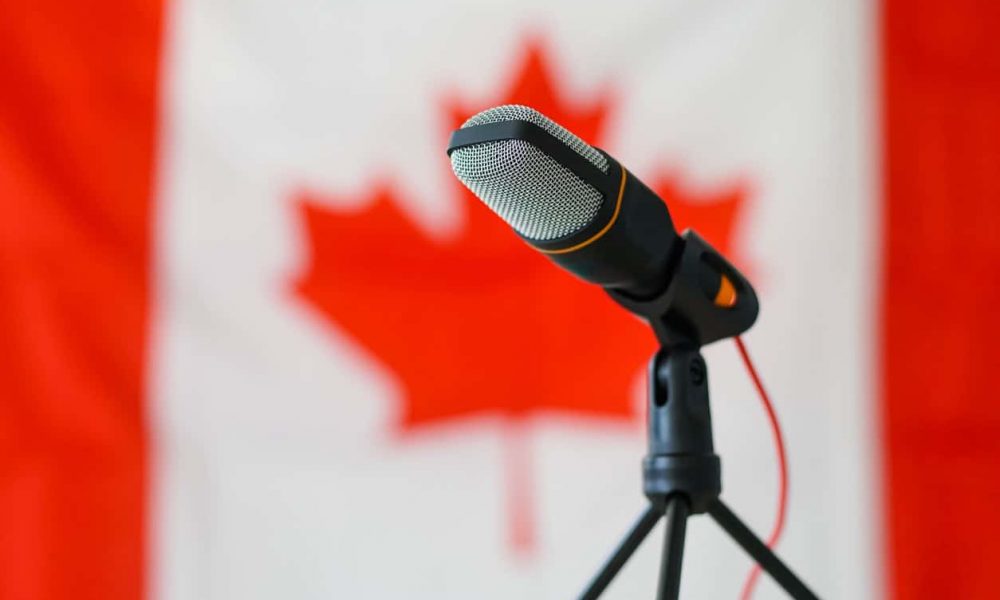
[{"left": 714, "top": 274, "right": 738, "bottom": 308}]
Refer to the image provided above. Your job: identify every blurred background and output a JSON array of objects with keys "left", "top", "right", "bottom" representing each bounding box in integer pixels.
[{"left": 1, "top": 0, "right": 998, "bottom": 598}]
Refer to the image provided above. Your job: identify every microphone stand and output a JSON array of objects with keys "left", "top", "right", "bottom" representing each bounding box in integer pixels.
[{"left": 577, "top": 232, "right": 820, "bottom": 600}]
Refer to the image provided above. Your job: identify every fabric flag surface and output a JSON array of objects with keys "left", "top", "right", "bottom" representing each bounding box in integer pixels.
[{"left": 1, "top": 0, "right": 998, "bottom": 599}]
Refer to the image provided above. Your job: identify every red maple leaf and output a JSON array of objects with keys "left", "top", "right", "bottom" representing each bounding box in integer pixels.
[{"left": 292, "top": 38, "right": 748, "bottom": 554}]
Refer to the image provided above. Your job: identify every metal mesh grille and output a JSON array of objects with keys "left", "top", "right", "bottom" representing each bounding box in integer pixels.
[{"left": 450, "top": 105, "right": 608, "bottom": 241}]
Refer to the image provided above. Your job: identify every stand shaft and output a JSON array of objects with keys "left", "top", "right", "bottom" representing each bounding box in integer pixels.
[
  {"left": 656, "top": 496, "right": 690, "bottom": 600},
  {"left": 707, "top": 500, "right": 819, "bottom": 600},
  {"left": 579, "top": 505, "right": 661, "bottom": 600}
]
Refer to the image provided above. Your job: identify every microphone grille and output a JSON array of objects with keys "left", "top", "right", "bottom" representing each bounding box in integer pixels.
[{"left": 450, "top": 105, "right": 610, "bottom": 242}]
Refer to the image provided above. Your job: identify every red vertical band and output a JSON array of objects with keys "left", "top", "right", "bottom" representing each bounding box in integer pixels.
[
  {"left": 0, "top": 1, "right": 162, "bottom": 599},
  {"left": 881, "top": 1, "right": 1000, "bottom": 598}
]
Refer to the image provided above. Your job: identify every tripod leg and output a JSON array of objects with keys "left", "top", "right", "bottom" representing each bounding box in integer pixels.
[
  {"left": 579, "top": 505, "right": 661, "bottom": 600},
  {"left": 656, "top": 495, "right": 690, "bottom": 600},
  {"left": 706, "top": 500, "right": 820, "bottom": 600}
]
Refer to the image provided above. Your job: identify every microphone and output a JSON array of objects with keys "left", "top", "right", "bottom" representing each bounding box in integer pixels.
[
  {"left": 446, "top": 104, "right": 758, "bottom": 347},
  {"left": 447, "top": 104, "right": 680, "bottom": 300},
  {"left": 446, "top": 108, "right": 818, "bottom": 599}
]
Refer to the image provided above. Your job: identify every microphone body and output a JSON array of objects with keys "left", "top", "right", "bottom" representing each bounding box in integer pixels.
[{"left": 447, "top": 107, "right": 680, "bottom": 300}]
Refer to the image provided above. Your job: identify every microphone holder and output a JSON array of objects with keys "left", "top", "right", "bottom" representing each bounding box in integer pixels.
[{"left": 577, "top": 231, "right": 820, "bottom": 600}]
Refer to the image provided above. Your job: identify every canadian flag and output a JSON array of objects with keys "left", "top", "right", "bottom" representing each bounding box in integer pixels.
[{"left": 2, "top": 0, "right": 998, "bottom": 599}]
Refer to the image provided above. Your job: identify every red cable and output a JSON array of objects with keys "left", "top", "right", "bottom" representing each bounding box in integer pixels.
[{"left": 734, "top": 336, "right": 788, "bottom": 600}]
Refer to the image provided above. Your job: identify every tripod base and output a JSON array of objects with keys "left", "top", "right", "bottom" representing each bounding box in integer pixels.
[{"left": 579, "top": 497, "right": 819, "bottom": 600}]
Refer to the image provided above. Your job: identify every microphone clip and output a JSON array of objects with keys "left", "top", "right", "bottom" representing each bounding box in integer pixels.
[{"left": 606, "top": 230, "right": 759, "bottom": 350}]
